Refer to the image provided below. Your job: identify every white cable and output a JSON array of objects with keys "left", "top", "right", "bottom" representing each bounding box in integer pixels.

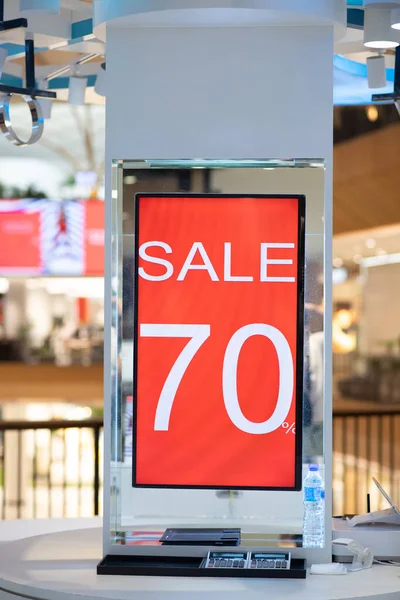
[{"left": 373, "top": 559, "right": 400, "bottom": 567}]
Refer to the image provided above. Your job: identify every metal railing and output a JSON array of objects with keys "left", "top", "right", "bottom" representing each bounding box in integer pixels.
[
  {"left": 0, "top": 410, "right": 399, "bottom": 520},
  {"left": 0, "top": 418, "right": 103, "bottom": 520},
  {"left": 332, "top": 409, "right": 400, "bottom": 516}
]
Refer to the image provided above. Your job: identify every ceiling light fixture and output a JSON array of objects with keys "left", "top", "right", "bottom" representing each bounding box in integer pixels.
[
  {"left": 366, "top": 238, "right": 377, "bottom": 249},
  {"left": 333, "top": 257, "right": 344, "bottom": 268},
  {"left": 333, "top": 268, "right": 348, "bottom": 285},
  {"left": 0, "top": 29, "right": 55, "bottom": 146},
  {"left": 362, "top": 251, "right": 400, "bottom": 267},
  {"left": 68, "top": 74, "right": 88, "bottom": 106},
  {"left": 364, "top": 7, "right": 400, "bottom": 49},
  {"left": 0, "top": 93, "right": 44, "bottom": 146},
  {"left": 366, "top": 104, "right": 379, "bottom": 121},
  {"left": 367, "top": 53, "right": 387, "bottom": 88},
  {"left": 391, "top": 7, "right": 400, "bottom": 29},
  {"left": 36, "top": 79, "right": 52, "bottom": 120}
]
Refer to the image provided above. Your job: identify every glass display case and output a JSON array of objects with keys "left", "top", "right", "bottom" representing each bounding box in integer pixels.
[{"left": 101, "top": 159, "right": 331, "bottom": 567}]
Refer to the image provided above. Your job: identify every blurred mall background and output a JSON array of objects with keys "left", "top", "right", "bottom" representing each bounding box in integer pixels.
[{"left": 1, "top": 98, "right": 400, "bottom": 521}]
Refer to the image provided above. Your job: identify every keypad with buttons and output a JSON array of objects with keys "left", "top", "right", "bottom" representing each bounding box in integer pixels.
[
  {"left": 205, "top": 551, "right": 291, "bottom": 570},
  {"left": 205, "top": 552, "right": 248, "bottom": 569},
  {"left": 248, "top": 553, "right": 291, "bottom": 570}
]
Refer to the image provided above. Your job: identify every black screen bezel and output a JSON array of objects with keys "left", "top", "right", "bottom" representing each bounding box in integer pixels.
[{"left": 132, "top": 193, "right": 306, "bottom": 492}]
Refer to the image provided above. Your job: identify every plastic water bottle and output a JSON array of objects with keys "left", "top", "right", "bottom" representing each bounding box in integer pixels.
[{"left": 303, "top": 464, "right": 324, "bottom": 548}]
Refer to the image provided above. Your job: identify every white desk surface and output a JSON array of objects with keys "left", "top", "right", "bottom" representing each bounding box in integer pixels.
[
  {"left": 0, "top": 519, "right": 399, "bottom": 600},
  {"left": 0, "top": 517, "right": 101, "bottom": 542}
]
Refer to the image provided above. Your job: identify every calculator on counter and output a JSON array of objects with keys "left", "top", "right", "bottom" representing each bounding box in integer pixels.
[
  {"left": 205, "top": 551, "right": 291, "bottom": 570},
  {"left": 249, "top": 552, "right": 291, "bottom": 570},
  {"left": 205, "top": 551, "right": 248, "bottom": 569}
]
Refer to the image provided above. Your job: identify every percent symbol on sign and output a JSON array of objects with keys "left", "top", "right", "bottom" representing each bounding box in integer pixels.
[{"left": 281, "top": 422, "right": 296, "bottom": 434}]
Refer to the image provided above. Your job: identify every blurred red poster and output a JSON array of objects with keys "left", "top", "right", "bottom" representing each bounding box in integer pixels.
[
  {"left": 0, "top": 211, "right": 41, "bottom": 273},
  {"left": 84, "top": 200, "right": 104, "bottom": 275},
  {"left": 134, "top": 194, "right": 305, "bottom": 491}
]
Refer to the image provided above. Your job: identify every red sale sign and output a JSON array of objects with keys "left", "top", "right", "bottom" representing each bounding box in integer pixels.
[
  {"left": 0, "top": 211, "right": 41, "bottom": 273},
  {"left": 84, "top": 200, "right": 105, "bottom": 276},
  {"left": 0, "top": 199, "right": 104, "bottom": 276},
  {"left": 133, "top": 194, "right": 305, "bottom": 490}
]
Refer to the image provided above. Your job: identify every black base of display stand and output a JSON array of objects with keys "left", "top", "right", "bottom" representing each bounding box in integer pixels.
[{"left": 97, "top": 555, "right": 307, "bottom": 579}]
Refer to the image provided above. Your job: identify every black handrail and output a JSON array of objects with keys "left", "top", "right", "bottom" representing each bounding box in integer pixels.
[
  {"left": 0, "top": 418, "right": 103, "bottom": 520},
  {"left": 333, "top": 410, "right": 400, "bottom": 515},
  {"left": 0, "top": 410, "right": 399, "bottom": 519}
]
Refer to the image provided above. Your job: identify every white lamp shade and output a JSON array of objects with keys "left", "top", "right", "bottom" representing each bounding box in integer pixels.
[
  {"left": 367, "top": 55, "right": 387, "bottom": 88},
  {"left": 94, "top": 64, "right": 106, "bottom": 97},
  {"left": 364, "top": 7, "right": 400, "bottom": 48},
  {"left": 0, "top": 47, "right": 8, "bottom": 79},
  {"left": 68, "top": 76, "right": 88, "bottom": 106},
  {"left": 20, "top": 0, "right": 60, "bottom": 14},
  {"left": 38, "top": 98, "right": 53, "bottom": 119},
  {"left": 392, "top": 7, "right": 400, "bottom": 29},
  {"left": 36, "top": 79, "right": 52, "bottom": 119}
]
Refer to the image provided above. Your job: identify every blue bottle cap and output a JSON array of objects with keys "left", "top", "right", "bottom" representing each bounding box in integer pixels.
[{"left": 309, "top": 464, "right": 319, "bottom": 471}]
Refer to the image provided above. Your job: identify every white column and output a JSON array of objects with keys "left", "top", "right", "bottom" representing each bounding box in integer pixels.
[
  {"left": 105, "top": 24, "right": 335, "bottom": 160},
  {"left": 100, "top": 1, "right": 345, "bottom": 563}
]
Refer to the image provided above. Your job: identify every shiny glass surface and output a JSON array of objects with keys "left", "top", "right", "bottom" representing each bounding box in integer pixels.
[{"left": 108, "top": 159, "right": 326, "bottom": 552}]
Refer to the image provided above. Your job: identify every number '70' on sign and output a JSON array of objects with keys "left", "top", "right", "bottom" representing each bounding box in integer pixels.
[{"left": 139, "top": 323, "right": 294, "bottom": 436}]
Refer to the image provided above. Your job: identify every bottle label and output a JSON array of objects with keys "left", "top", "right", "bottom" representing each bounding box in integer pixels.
[{"left": 304, "top": 486, "right": 321, "bottom": 502}]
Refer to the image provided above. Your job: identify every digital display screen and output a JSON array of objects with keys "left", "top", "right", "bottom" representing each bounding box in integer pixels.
[
  {"left": 252, "top": 553, "right": 288, "bottom": 559},
  {"left": 0, "top": 209, "right": 41, "bottom": 274},
  {"left": 0, "top": 199, "right": 104, "bottom": 276},
  {"left": 209, "top": 552, "right": 247, "bottom": 559},
  {"left": 133, "top": 194, "right": 305, "bottom": 490}
]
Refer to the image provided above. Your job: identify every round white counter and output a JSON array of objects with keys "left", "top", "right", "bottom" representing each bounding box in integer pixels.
[{"left": 0, "top": 522, "right": 399, "bottom": 600}]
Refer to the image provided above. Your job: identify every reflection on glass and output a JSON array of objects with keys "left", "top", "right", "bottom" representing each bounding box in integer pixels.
[{"left": 109, "top": 160, "right": 326, "bottom": 552}]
